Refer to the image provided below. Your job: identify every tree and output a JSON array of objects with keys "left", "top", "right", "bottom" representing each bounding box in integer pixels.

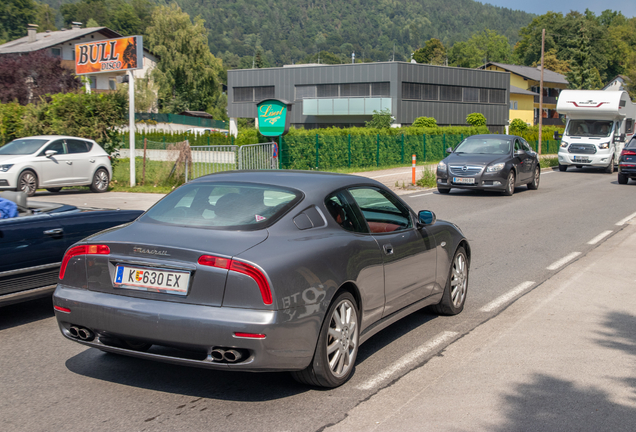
[
  {"left": 301, "top": 51, "right": 343, "bottom": 65},
  {"left": 0, "top": 51, "right": 81, "bottom": 105},
  {"left": 449, "top": 29, "right": 512, "bottom": 68},
  {"left": 413, "top": 39, "right": 446, "bottom": 65},
  {"left": 365, "top": 109, "right": 393, "bottom": 128},
  {"left": 510, "top": 118, "right": 529, "bottom": 134},
  {"left": 0, "top": 0, "right": 37, "bottom": 43},
  {"left": 531, "top": 49, "right": 571, "bottom": 74},
  {"left": 60, "top": 0, "right": 154, "bottom": 36},
  {"left": 466, "top": 113, "right": 486, "bottom": 127},
  {"left": 566, "top": 20, "right": 605, "bottom": 89},
  {"left": 145, "top": 4, "right": 223, "bottom": 114}
]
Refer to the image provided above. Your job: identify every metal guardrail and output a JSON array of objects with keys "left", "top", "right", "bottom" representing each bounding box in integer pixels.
[{"left": 238, "top": 142, "right": 279, "bottom": 170}]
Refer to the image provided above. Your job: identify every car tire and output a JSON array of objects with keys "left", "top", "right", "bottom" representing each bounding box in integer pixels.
[
  {"left": 503, "top": 171, "right": 515, "bottom": 196},
  {"left": 437, "top": 187, "right": 451, "bottom": 194},
  {"left": 46, "top": 188, "right": 62, "bottom": 193},
  {"left": 18, "top": 170, "right": 38, "bottom": 197},
  {"left": 618, "top": 173, "right": 628, "bottom": 184},
  {"left": 604, "top": 158, "right": 614, "bottom": 174},
  {"left": 527, "top": 166, "right": 540, "bottom": 190},
  {"left": 90, "top": 168, "right": 109, "bottom": 193},
  {"left": 431, "top": 246, "right": 469, "bottom": 316},
  {"left": 291, "top": 291, "right": 359, "bottom": 388},
  {"left": 558, "top": 164, "right": 568, "bottom": 172}
]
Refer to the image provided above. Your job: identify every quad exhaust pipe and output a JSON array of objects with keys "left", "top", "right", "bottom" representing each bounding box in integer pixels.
[
  {"left": 210, "top": 347, "right": 244, "bottom": 363},
  {"left": 68, "top": 325, "right": 94, "bottom": 341}
]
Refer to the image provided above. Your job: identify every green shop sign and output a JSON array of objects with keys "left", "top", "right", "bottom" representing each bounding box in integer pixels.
[{"left": 256, "top": 99, "right": 291, "bottom": 137}]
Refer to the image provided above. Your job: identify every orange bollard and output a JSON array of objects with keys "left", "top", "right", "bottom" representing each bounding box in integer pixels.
[{"left": 412, "top": 154, "right": 416, "bottom": 185}]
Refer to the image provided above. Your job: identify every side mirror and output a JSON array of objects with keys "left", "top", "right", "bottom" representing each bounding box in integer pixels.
[
  {"left": 553, "top": 131, "right": 562, "bottom": 140},
  {"left": 45, "top": 150, "right": 57, "bottom": 158},
  {"left": 418, "top": 210, "right": 436, "bottom": 226},
  {"left": 446, "top": 147, "right": 453, "bottom": 154},
  {"left": 620, "top": 134, "right": 626, "bottom": 142}
]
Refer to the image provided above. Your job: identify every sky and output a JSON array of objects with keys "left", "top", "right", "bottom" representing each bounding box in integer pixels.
[{"left": 482, "top": 0, "right": 636, "bottom": 18}]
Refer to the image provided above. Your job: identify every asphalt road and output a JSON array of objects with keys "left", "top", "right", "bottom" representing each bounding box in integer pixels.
[{"left": 2, "top": 167, "right": 636, "bottom": 432}]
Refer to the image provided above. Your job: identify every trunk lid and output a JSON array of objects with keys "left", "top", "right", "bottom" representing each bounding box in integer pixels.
[{"left": 83, "top": 221, "right": 269, "bottom": 307}]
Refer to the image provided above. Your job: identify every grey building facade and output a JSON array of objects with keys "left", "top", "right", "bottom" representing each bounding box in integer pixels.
[{"left": 227, "top": 62, "right": 510, "bottom": 134}]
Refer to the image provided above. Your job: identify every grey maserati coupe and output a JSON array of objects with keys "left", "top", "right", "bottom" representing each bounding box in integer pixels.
[{"left": 53, "top": 171, "right": 470, "bottom": 388}]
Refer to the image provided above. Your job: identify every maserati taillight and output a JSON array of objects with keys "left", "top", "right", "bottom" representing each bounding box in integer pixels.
[
  {"left": 198, "top": 255, "right": 273, "bottom": 305},
  {"left": 60, "top": 244, "right": 110, "bottom": 279}
]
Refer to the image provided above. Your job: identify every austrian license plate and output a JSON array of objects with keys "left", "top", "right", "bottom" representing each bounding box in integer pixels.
[
  {"left": 453, "top": 177, "right": 475, "bottom": 184},
  {"left": 572, "top": 156, "right": 590, "bottom": 163},
  {"left": 114, "top": 265, "right": 191, "bottom": 296}
]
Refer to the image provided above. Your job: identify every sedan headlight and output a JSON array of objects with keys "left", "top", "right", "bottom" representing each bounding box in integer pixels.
[
  {"left": 560, "top": 141, "right": 569, "bottom": 148},
  {"left": 486, "top": 162, "right": 505, "bottom": 173},
  {"left": 598, "top": 142, "right": 609, "bottom": 149},
  {"left": 0, "top": 164, "right": 13, "bottom": 172},
  {"left": 437, "top": 161, "right": 447, "bottom": 172}
]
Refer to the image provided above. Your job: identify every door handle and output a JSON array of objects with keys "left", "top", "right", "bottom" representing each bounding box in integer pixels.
[
  {"left": 44, "top": 228, "right": 63, "bottom": 236},
  {"left": 66, "top": 161, "right": 73, "bottom": 165},
  {"left": 383, "top": 243, "right": 394, "bottom": 255},
  {"left": 89, "top": 159, "right": 95, "bottom": 163}
]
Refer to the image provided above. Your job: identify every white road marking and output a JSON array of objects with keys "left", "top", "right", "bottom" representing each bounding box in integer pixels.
[
  {"left": 547, "top": 252, "right": 581, "bottom": 270},
  {"left": 480, "top": 281, "right": 535, "bottom": 313},
  {"left": 356, "top": 331, "right": 458, "bottom": 391},
  {"left": 587, "top": 230, "right": 613, "bottom": 245},
  {"left": 369, "top": 171, "right": 414, "bottom": 179},
  {"left": 541, "top": 170, "right": 555, "bottom": 174},
  {"left": 408, "top": 192, "right": 434, "bottom": 197},
  {"left": 616, "top": 211, "right": 636, "bottom": 226}
]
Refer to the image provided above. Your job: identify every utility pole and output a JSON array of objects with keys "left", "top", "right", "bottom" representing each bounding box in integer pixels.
[{"left": 538, "top": 28, "right": 545, "bottom": 156}]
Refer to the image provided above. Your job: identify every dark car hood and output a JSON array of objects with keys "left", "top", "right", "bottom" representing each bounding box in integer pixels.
[
  {"left": 444, "top": 153, "right": 509, "bottom": 166},
  {"left": 85, "top": 220, "right": 269, "bottom": 257}
]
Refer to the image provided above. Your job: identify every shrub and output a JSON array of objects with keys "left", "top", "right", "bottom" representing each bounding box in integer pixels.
[
  {"left": 466, "top": 113, "right": 487, "bottom": 127},
  {"left": 365, "top": 108, "right": 393, "bottom": 128},
  {"left": 412, "top": 116, "right": 437, "bottom": 128},
  {"left": 510, "top": 118, "right": 529, "bottom": 134}
]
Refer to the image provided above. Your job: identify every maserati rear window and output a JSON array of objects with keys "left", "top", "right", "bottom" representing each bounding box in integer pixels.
[{"left": 140, "top": 182, "right": 302, "bottom": 230}]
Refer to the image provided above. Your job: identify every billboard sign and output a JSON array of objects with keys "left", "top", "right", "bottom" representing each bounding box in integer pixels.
[
  {"left": 256, "top": 99, "right": 291, "bottom": 137},
  {"left": 75, "top": 36, "right": 143, "bottom": 75}
]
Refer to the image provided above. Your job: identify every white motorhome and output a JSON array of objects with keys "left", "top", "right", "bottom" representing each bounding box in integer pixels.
[{"left": 556, "top": 90, "right": 636, "bottom": 172}]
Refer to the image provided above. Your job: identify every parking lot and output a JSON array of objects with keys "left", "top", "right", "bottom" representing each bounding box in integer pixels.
[{"left": 3, "top": 167, "right": 636, "bottom": 431}]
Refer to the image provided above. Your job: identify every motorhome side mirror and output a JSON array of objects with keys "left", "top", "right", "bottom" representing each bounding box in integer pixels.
[
  {"left": 553, "top": 131, "right": 562, "bottom": 140},
  {"left": 418, "top": 210, "right": 436, "bottom": 226},
  {"left": 620, "top": 134, "right": 626, "bottom": 142},
  {"left": 446, "top": 147, "right": 453, "bottom": 154},
  {"left": 45, "top": 150, "right": 57, "bottom": 158}
]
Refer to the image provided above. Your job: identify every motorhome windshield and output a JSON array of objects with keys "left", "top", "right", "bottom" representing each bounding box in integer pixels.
[{"left": 566, "top": 120, "right": 613, "bottom": 137}]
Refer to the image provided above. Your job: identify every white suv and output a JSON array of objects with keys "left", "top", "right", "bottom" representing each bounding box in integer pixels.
[{"left": 0, "top": 135, "right": 112, "bottom": 196}]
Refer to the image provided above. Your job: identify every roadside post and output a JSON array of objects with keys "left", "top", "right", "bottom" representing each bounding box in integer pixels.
[
  {"left": 74, "top": 35, "right": 144, "bottom": 187},
  {"left": 255, "top": 99, "right": 292, "bottom": 170},
  {"left": 412, "top": 154, "right": 416, "bottom": 185}
]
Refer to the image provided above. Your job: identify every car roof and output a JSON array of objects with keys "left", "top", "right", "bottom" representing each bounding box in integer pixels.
[
  {"left": 16, "top": 135, "right": 97, "bottom": 141},
  {"left": 465, "top": 134, "right": 521, "bottom": 140},
  {"left": 189, "top": 170, "right": 386, "bottom": 196}
]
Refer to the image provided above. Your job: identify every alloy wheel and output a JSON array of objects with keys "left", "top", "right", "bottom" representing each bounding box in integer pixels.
[
  {"left": 326, "top": 299, "right": 358, "bottom": 378},
  {"left": 19, "top": 172, "right": 37, "bottom": 196},
  {"left": 450, "top": 252, "right": 468, "bottom": 308},
  {"left": 94, "top": 170, "right": 109, "bottom": 191}
]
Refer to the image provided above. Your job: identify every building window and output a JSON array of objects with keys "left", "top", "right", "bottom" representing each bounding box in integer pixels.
[
  {"left": 51, "top": 48, "right": 61, "bottom": 57},
  {"left": 372, "top": 82, "right": 390, "bottom": 97},
  {"left": 295, "top": 85, "right": 316, "bottom": 100},
  {"left": 463, "top": 88, "right": 479, "bottom": 103},
  {"left": 489, "top": 89, "right": 506, "bottom": 104},
  {"left": 341, "top": 83, "right": 370, "bottom": 97},
  {"left": 90, "top": 76, "right": 96, "bottom": 89},
  {"left": 509, "top": 101, "right": 518, "bottom": 110},
  {"left": 254, "top": 86, "right": 275, "bottom": 101},
  {"left": 402, "top": 82, "right": 421, "bottom": 100},
  {"left": 109, "top": 78, "right": 117, "bottom": 90},
  {"left": 233, "top": 86, "right": 275, "bottom": 102},
  {"left": 317, "top": 84, "right": 339, "bottom": 97},
  {"left": 421, "top": 84, "right": 438, "bottom": 100},
  {"left": 440, "top": 86, "right": 462, "bottom": 102}
]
